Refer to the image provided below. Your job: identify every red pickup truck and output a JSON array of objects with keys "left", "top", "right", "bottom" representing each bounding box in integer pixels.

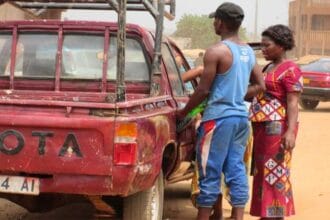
[{"left": 0, "top": 1, "right": 198, "bottom": 219}]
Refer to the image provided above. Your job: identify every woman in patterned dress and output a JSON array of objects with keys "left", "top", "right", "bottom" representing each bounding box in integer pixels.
[{"left": 249, "top": 24, "right": 303, "bottom": 219}]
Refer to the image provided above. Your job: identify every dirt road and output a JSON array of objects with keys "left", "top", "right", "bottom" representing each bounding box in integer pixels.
[{"left": 1, "top": 103, "right": 329, "bottom": 219}]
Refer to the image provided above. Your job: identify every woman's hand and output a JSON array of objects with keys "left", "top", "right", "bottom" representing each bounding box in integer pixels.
[{"left": 281, "top": 130, "right": 296, "bottom": 150}]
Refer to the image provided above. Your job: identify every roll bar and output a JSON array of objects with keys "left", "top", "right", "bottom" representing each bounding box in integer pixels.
[{"left": 1, "top": 0, "right": 176, "bottom": 101}]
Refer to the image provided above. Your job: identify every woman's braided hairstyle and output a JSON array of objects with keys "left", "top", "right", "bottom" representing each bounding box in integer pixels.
[{"left": 262, "top": 24, "right": 295, "bottom": 51}]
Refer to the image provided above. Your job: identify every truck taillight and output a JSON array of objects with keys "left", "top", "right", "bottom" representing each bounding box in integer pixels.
[
  {"left": 115, "top": 122, "right": 137, "bottom": 138},
  {"left": 114, "top": 143, "right": 137, "bottom": 165},
  {"left": 114, "top": 123, "right": 137, "bottom": 165}
]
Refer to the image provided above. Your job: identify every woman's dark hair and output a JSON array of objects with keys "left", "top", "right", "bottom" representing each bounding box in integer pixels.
[{"left": 262, "top": 24, "right": 295, "bottom": 51}]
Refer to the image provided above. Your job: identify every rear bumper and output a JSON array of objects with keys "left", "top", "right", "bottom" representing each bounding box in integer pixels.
[
  {"left": 0, "top": 162, "right": 160, "bottom": 197},
  {"left": 301, "top": 87, "right": 330, "bottom": 101},
  {"left": 39, "top": 167, "right": 134, "bottom": 196}
]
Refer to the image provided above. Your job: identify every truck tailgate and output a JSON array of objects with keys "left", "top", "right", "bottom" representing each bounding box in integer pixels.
[{"left": 0, "top": 112, "right": 115, "bottom": 176}]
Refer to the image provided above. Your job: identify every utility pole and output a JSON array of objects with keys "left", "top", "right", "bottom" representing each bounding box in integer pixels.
[{"left": 254, "top": 0, "right": 259, "bottom": 41}]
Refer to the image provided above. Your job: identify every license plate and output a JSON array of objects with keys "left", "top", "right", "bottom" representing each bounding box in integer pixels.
[
  {"left": 303, "top": 78, "right": 310, "bottom": 84},
  {"left": 0, "top": 175, "right": 40, "bottom": 195}
]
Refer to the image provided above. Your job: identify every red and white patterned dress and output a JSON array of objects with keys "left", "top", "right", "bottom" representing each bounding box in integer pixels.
[{"left": 249, "top": 61, "right": 303, "bottom": 218}]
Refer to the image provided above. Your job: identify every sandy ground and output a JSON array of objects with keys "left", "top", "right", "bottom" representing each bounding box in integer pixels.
[
  {"left": 164, "top": 102, "right": 330, "bottom": 220},
  {"left": 1, "top": 102, "right": 330, "bottom": 219}
]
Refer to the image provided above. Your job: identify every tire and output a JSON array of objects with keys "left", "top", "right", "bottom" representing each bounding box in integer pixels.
[
  {"left": 123, "top": 171, "right": 164, "bottom": 220},
  {"left": 299, "top": 98, "right": 319, "bottom": 110}
]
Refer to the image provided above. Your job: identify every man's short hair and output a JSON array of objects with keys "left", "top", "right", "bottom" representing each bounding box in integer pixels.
[{"left": 209, "top": 2, "right": 244, "bottom": 31}]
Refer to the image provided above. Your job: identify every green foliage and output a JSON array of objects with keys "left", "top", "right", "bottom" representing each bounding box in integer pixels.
[{"left": 173, "top": 14, "right": 249, "bottom": 49}]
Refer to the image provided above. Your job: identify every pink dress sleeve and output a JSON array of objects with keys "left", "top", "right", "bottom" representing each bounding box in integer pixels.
[{"left": 282, "top": 65, "right": 303, "bottom": 93}]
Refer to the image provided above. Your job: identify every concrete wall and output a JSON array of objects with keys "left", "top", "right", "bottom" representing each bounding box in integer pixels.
[
  {"left": 0, "top": 3, "right": 64, "bottom": 20},
  {"left": 0, "top": 3, "right": 37, "bottom": 20},
  {"left": 289, "top": 0, "right": 330, "bottom": 57},
  {"left": 170, "top": 37, "right": 192, "bottom": 50},
  {"left": 39, "top": 10, "right": 63, "bottom": 19}
]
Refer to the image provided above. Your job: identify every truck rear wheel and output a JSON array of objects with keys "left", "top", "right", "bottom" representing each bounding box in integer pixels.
[
  {"left": 299, "top": 98, "right": 319, "bottom": 110},
  {"left": 123, "top": 171, "right": 164, "bottom": 220}
]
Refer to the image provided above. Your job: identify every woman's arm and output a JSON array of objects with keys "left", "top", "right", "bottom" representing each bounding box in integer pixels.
[
  {"left": 181, "top": 66, "right": 204, "bottom": 83},
  {"left": 245, "top": 64, "right": 266, "bottom": 100},
  {"left": 282, "top": 92, "right": 300, "bottom": 149}
]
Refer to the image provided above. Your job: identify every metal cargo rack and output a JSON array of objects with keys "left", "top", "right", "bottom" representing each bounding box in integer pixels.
[{"left": 0, "top": 0, "right": 176, "bottom": 101}]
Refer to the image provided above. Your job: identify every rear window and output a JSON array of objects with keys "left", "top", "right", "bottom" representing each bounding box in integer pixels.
[
  {"left": 14, "top": 33, "right": 58, "bottom": 78},
  {"left": 0, "top": 32, "right": 150, "bottom": 82},
  {"left": 62, "top": 33, "right": 104, "bottom": 79},
  {"left": 301, "top": 59, "right": 330, "bottom": 73},
  {"left": 0, "top": 34, "right": 12, "bottom": 75},
  {"left": 108, "top": 36, "right": 150, "bottom": 81}
]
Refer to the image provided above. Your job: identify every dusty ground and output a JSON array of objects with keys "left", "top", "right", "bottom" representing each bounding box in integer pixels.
[{"left": 1, "top": 102, "right": 330, "bottom": 219}]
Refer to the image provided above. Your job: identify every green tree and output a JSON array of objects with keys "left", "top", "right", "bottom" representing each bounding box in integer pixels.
[{"left": 173, "top": 14, "right": 248, "bottom": 49}]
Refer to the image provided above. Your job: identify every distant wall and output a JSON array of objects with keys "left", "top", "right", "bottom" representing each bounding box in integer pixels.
[
  {"left": 289, "top": 0, "right": 330, "bottom": 57},
  {"left": 0, "top": 3, "right": 64, "bottom": 20},
  {"left": 39, "top": 10, "right": 63, "bottom": 19},
  {"left": 0, "top": 3, "right": 37, "bottom": 20},
  {"left": 170, "top": 37, "right": 192, "bottom": 50}
]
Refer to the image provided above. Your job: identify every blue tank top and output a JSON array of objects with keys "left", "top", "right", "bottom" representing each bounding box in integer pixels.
[{"left": 202, "top": 40, "right": 256, "bottom": 122}]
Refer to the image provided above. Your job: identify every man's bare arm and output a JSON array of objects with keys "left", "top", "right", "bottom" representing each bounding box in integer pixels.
[{"left": 177, "top": 47, "right": 219, "bottom": 118}]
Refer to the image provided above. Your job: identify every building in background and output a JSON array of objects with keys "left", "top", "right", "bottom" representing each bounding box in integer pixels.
[
  {"left": 0, "top": 2, "right": 37, "bottom": 20},
  {"left": 0, "top": 2, "right": 64, "bottom": 20},
  {"left": 169, "top": 37, "right": 192, "bottom": 50},
  {"left": 289, "top": 0, "right": 330, "bottom": 57}
]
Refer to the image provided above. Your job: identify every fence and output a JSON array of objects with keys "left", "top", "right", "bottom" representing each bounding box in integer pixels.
[{"left": 300, "top": 31, "right": 330, "bottom": 56}]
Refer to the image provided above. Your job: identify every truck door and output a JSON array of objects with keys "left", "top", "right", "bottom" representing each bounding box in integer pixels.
[{"left": 161, "top": 43, "right": 197, "bottom": 162}]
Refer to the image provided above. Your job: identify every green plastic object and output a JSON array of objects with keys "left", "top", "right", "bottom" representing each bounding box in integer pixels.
[{"left": 176, "top": 100, "right": 207, "bottom": 133}]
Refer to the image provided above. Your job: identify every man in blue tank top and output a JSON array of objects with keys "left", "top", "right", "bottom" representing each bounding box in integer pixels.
[{"left": 177, "top": 2, "right": 265, "bottom": 220}]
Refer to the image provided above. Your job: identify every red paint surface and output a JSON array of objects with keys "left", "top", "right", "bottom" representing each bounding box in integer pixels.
[{"left": 0, "top": 20, "right": 195, "bottom": 197}]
